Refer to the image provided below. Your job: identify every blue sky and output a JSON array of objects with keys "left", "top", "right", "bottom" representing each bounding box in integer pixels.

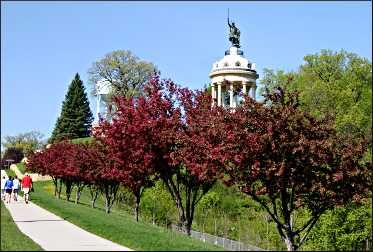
[{"left": 1, "top": 1, "right": 372, "bottom": 141}]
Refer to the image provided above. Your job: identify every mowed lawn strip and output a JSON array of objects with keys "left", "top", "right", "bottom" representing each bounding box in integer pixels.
[
  {"left": 4, "top": 169, "right": 16, "bottom": 178},
  {"left": 16, "top": 163, "right": 26, "bottom": 174},
  {"left": 1, "top": 201, "right": 44, "bottom": 251},
  {"left": 31, "top": 181, "right": 223, "bottom": 251}
]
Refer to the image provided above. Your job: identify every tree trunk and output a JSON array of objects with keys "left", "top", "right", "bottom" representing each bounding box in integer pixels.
[
  {"left": 57, "top": 179, "right": 62, "bottom": 199},
  {"left": 89, "top": 185, "right": 99, "bottom": 208},
  {"left": 135, "top": 195, "right": 140, "bottom": 222},
  {"left": 366, "top": 239, "right": 369, "bottom": 251},
  {"left": 104, "top": 186, "right": 111, "bottom": 214},
  {"left": 185, "top": 221, "right": 192, "bottom": 236},
  {"left": 174, "top": 193, "right": 186, "bottom": 232},
  {"left": 214, "top": 218, "right": 217, "bottom": 236},
  {"left": 103, "top": 182, "right": 119, "bottom": 214},
  {"left": 53, "top": 178, "right": 58, "bottom": 197},
  {"left": 185, "top": 186, "right": 191, "bottom": 236},
  {"left": 285, "top": 238, "right": 297, "bottom": 251},
  {"left": 160, "top": 172, "right": 213, "bottom": 237},
  {"left": 75, "top": 182, "right": 82, "bottom": 204},
  {"left": 65, "top": 180, "right": 73, "bottom": 201},
  {"left": 152, "top": 209, "right": 156, "bottom": 225},
  {"left": 105, "top": 198, "right": 111, "bottom": 214},
  {"left": 284, "top": 235, "right": 298, "bottom": 251},
  {"left": 160, "top": 173, "right": 186, "bottom": 232},
  {"left": 91, "top": 193, "right": 98, "bottom": 208}
]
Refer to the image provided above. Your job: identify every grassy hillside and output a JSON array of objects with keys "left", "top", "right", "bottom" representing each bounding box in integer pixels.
[
  {"left": 30, "top": 181, "right": 223, "bottom": 251},
  {"left": 16, "top": 162, "right": 26, "bottom": 174},
  {"left": 70, "top": 137, "right": 93, "bottom": 144},
  {"left": 26, "top": 174, "right": 372, "bottom": 251}
]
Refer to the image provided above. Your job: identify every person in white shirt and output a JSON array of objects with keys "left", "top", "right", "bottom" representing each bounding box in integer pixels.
[
  {"left": 1, "top": 176, "right": 6, "bottom": 200},
  {"left": 12, "top": 177, "right": 20, "bottom": 202}
]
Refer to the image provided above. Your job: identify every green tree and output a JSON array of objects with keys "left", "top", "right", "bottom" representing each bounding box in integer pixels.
[
  {"left": 1, "top": 131, "right": 45, "bottom": 156},
  {"left": 259, "top": 50, "right": 372, "bottom": 250},
  {"left": 50, "top": 73, "right": 93, "bottom": 143},
  {"left": 303, "top": 201, "right": 372, "bottom": 251},
  {"left": 88, "top": 50, "right": 158, "bottom": 99},
  {"left": 261, "top": 49, "right": 372, "bottom": 140}
]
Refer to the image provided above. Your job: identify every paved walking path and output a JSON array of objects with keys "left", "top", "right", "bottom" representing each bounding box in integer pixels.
[
  {"left": 10, "top": 163, "right": 52, "bottom": 181},
  {"left": 1, "top": 169, "right": 132, "bottom": 251}
]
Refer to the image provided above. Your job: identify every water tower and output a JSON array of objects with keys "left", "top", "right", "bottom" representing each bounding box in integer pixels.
[{"left": 95, "top": 80, "right": 111, "bottom": 121}]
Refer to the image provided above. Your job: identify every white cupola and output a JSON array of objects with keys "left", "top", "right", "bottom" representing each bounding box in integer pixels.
[{"left": 209, "top": 20, "right": 259, "bottom": 108}]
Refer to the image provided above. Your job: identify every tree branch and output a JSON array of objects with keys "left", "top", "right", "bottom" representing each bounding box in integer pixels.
[
  {"left": 298, "top": 211, "right": 324, "bottom": 248},
  {"left": 289, "top": 185, "right": 295, "bottom": 212},
  {"left": 250, "top": 192, "right": 284, "bottom": 230},
  {"left": 295, "top": 207, "right": 326, "bottom": 235}
]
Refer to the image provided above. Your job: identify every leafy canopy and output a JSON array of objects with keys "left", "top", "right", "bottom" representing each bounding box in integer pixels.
[
  {"left": 88, "top": 50, "right": 158, "bottom": 99},
  {"left": 94, "top": 75, "right": 223, "bottom": 234},
  {"left": 1, "top": 131, "right": 45, "bottom": 156},
  {"left": 218, "top": 86, "right": 371, "bottom": 251},
  {"left": 261, "top": 49, "right": 372, "bottom": 140}
]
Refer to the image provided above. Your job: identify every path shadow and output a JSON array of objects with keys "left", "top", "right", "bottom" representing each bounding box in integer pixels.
[
  {"left": 75, "top": 201, "right": 107, "bottom": 213},
  {"left": 15, "top": 219, "right": 65, "bottom": 223}
]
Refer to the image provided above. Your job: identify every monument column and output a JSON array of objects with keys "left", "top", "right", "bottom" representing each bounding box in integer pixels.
[
  {"left": 230, "top": 83, "right": 234, "bottom": 107},
  {"left": 242, "top": 81, "right": 248, "bottom": 102},
  {"left": 242, "top": 82, "right": 247, "bottom": 96},
  {"left": 96, "top": 93, "right": 102, "bottom": 120},
  {"left": 211, "top": 83, "right": 216, "bottom": 106},
  {"left": 251, "top": 84, "right": 256, "bottom": 100},
  {"left": 217, "top": 82, "right": 222, "bottom": 107}
]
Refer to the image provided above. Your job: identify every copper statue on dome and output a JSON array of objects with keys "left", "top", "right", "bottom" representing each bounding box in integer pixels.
[{"left": 227, "top": 9, "right": 240, "bottom": 48}]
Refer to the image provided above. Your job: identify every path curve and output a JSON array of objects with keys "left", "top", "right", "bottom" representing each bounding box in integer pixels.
[
  {"left": 1, "top": 170, "right": 132, "bottom": 251},
  {"left": 10, "top": 164, "right": 52, "bottom": 182}
]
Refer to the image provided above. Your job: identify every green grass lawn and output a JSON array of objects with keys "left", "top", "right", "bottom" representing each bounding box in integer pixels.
[
  {"left": 1, "top": 201, "right": 43, "bottom": 251},
  {"left": 16, "top": 163, "right": 26, "bottom": 174},
  {"left": 5, "top": 169, "right": 17, "bottom": 178},
  {"left": 70, "top": 137, "right": 93, "bottom": 144},
  {"left": 30, "top": 181, "right": 223, "bottom": 251}
]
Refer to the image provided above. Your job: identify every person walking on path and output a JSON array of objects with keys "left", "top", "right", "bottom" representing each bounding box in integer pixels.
[
  {"left": 2, "top": 193, "right": 132, "bottom": 251},
  {"left": 5, "top": 176, "right": 13, "bottom": 203},
  {"left": 1, "top": 176, "right": 6, "bottom": 200},
  {"left": 21, "top": 174, "right": 33, "bottom": 204},
  {"left": 12, "top": 176, "right": 20, "bottom": 201}
]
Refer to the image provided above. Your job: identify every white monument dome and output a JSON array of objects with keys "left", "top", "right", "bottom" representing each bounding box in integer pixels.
[
  {"left": 211, "top": 47, "right": 255, "bottom": 72},
  {"left": 210, "top": 47, "right": 257, "bottom": 85},
  {"left": 209, "top": 20, "right": 259, "bottom": 108}
]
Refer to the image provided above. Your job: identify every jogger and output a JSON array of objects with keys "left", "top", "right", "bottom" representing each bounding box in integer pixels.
[{"left": 22, "top": 174, "right": 33, "bottom": 204}]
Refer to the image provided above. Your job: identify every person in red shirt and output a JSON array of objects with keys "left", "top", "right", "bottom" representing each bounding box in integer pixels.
[{"left": 21, "top": 174, "right": 33, "bottom": 204}]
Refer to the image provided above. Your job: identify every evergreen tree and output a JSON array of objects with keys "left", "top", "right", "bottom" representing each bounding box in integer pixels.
[{"left": 50, "top": 73, "right": 93, "bottom": 143}]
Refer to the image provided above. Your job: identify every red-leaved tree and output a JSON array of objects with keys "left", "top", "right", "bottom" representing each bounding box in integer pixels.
[
  {"left": 94, "top": 75, "right": 224, "bottom": 231},
  {"left": 94, "top": 97, "right": 155, "bottom": 220},
  {"left": 63, "top": 142, "right": 99, "bottom": 204},
  {"left": 27, "top": 140, "right": 121, "bottom": 212},
  {"left": 79, "top": 141, "right": 107, "bottom": 209},
  {"left": 166, "top": 85, "right": 225, "bottom": 234},
  {"left": 87, "top": 140, "right": 121, "bottom": 214},
  {"left": 218, "top": 87, "right": 371, "bottom": 251},
  {"left": 26, "top": 142, "right": 74, "bottom": 199}
]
